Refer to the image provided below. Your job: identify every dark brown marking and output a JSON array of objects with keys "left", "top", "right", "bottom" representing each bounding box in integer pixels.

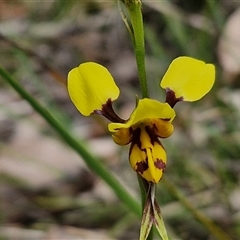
[
  {"left": 145, "top": 126, "right": 161, "bottom": 146},
  {"left": 154, "top": 159, "right": 166, "bottom": 170},
  {"left": 94, "top": 98, "right": 126, "bottom": 123},
  {"left": 136, "top": 160, "right": 148, "bottom": 174},
  {"left": 130, "top": 127, "right": 142, "bottom": 150},
  {"left": 165, "top": 88, "right": 183, "bottom": 108}
]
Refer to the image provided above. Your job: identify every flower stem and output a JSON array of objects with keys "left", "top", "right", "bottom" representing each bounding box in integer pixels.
[
  {"left": 120, "top": 2, "right": 152, "bottom": 239},
  {"left": 0, "top": 66, "right": 141, "bottom": 217},
  {"left": 120, "top": 0, "right": 148, "bottom": 98}
]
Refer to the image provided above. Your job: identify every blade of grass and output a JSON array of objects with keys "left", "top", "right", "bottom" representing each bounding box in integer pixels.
[
  {"left": 0, "top": 33, "right": 66, "bottom": 86},
  {"left": 163, "top": 178, "right": 233, "bottom": 240},
  {"left": 0, "top": 66, "right": 141, "bottom": 217}
]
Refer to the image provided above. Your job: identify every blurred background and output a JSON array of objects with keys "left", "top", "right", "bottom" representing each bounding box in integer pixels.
[{"left": 1, "top": 0, "right": 240, "bottom": 239}]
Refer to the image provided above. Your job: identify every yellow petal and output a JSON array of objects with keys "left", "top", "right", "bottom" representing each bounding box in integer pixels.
[
  {"left": 129, "top": 126, "right": 166, "bottom": 183},
  {"left": 112, "top": 128, "right": 131, "bottom": 145},
  {"left": 151, "top": 118, "right": 174, "bottom": 138},
  {"left": 108, "top": 98, "right": 175, "bottom": 132},
  {"left": 160, "top": 56, "right": 215, "bottom": 101},
  {"left": 67, "top": 62, "right": 120, "bottom": 116}
]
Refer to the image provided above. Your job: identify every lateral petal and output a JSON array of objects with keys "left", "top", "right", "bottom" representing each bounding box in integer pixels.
[
  {"left": 68, "top": 62, "right": 120, "bottom": 116},
  {"left": 160, "top": 56, "right": 215, "bottom": 102}
]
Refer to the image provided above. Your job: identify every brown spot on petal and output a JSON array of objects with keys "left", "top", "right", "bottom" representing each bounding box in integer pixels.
[
  {"left": 154, "top": 159, "right": 166, "bottom": 170},
  {"left": 136, "top": 160, "right": 148, "bottom": 174}
]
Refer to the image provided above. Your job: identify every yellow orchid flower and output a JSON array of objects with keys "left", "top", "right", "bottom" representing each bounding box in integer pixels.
[
  {"left": 109, "top": 98, "right": 175, "bottom": 183},
  {"left": 67, "top": 56, "right": 215, "bottom": 183}
]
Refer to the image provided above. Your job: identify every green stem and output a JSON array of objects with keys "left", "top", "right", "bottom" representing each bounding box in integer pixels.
[
  {"left": 137, "top": 174, "right": 148, "bottom": 208},
  {"left": 122, "top": 0, "right": 148, "bottom": 98},
  {"left": 0, "top": 66, "right": 141, "bottom": 217},
  {"left": 137, "top": 174, "right": 154, "bottom": 240},
  {"left": 120, "top": 2, "right": 152, "bottom": 239},
  {"left": 131, "top": 8, "right": 153, "bottom": 240}
]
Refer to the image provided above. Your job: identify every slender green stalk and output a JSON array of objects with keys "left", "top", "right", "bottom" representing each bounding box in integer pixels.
[
  {"left": 0, "top": 66, "right": 141, "bottom": 217},
  {"left": 120, "top": 0, "right": 148, "bottom": 98},
  {"left": 163, "top": 178, "right": 233, "bottom": 240},
  {"left": 119, "top": 2, "right": 152, "bottom": 239},
  {"left": 129, "top": 4, "right": 148, "bottom": 98},
  {"left": 120, "top": 0, "right": 149, "bottom": 215},
  {"left": 137, "top": 174, "right": 148, "bottom": 208}
]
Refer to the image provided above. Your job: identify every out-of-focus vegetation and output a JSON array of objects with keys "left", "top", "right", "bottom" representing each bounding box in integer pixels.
[{"left": 0, "top": 1, "right": 240, "bottom": 239}]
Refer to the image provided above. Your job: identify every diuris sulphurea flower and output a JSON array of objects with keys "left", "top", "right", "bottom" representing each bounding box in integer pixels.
[{"left": 67, "top": 56, "right": 215, "bottom": 183}]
